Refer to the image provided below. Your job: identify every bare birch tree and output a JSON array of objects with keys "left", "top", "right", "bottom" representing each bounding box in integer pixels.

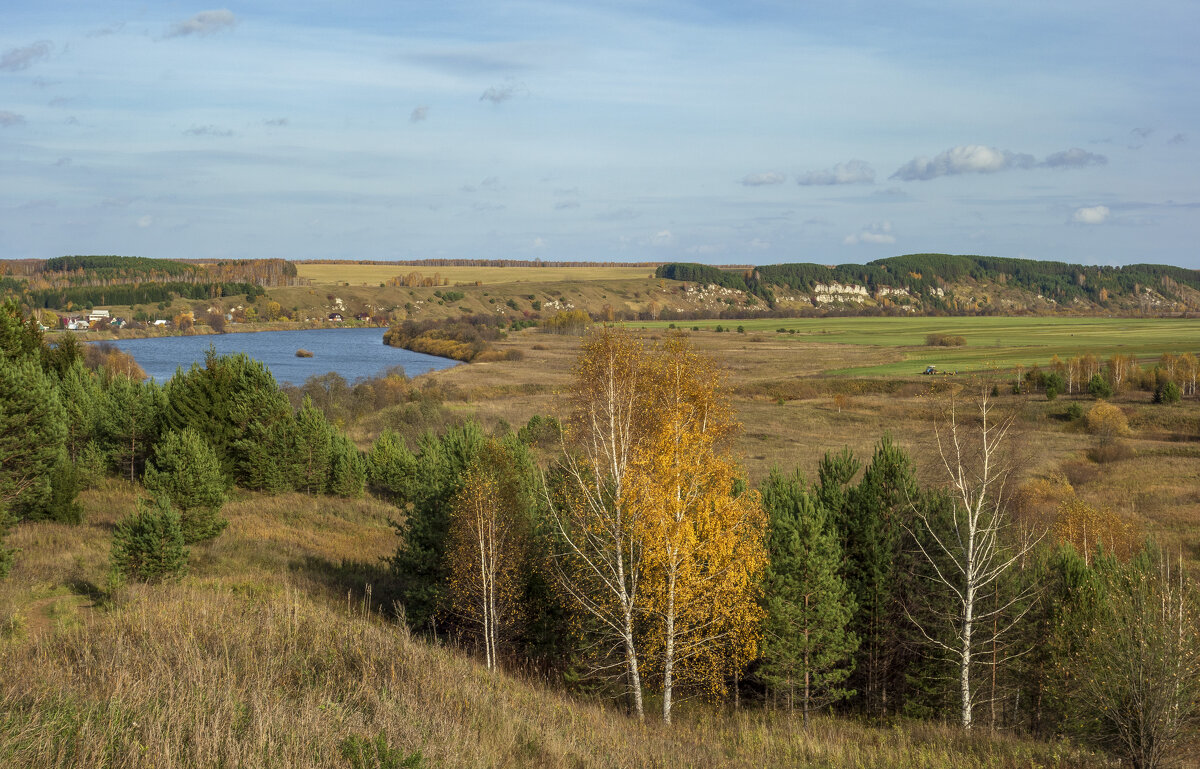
[
  {"left": 544, "top": 327, "right": 651, "bottom": 719},
  {"left": 908, "top": 388, "right": 1042, "bottom": 729}
]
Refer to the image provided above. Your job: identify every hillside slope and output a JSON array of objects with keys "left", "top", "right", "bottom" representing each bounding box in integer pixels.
[{"left": 0, "top": 482, "right": 1109, "bottom": 769}]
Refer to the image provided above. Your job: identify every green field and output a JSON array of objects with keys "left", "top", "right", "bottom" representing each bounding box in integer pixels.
[{"left": 636, "top": 316, "right": 1200, "bottom": 376}]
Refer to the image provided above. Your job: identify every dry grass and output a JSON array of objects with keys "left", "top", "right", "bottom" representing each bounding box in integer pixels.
[{"left": 0, "top": 582, "right": 1109, "bottom": 769}]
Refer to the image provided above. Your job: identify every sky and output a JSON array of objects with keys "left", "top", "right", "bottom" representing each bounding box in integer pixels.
[{"left": 1, "top": 1, "right": 1198, "bottom": 267}]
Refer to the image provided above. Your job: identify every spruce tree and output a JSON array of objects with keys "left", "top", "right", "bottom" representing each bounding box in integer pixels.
[
  {"left": 760, "top": 467, "right": 858, "bottom": 722},
  {"left": 110, "top": 497, "right": 188, "bottom": 583},
  {"left": 144, "top": 428, "right": 228, "bottom": 543}
]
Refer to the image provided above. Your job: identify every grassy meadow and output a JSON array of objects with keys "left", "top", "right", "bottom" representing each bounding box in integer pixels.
[
  {"left": 634, "top": 316, "right": 1200, "bottom": 376},
  {"left": 296, "top": 262, "right": 656, "bottom": 286}
]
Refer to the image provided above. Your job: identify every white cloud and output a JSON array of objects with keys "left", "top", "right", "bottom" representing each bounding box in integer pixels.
[
  {"left": 165, "top": 10, "right": 237, "bottom": 39},
  {"left": 1041, "top": 148, "right": 1107, "bottom": 169},
  {"left": 797, "top": 160, "right": 875, "bottom": 186},
  {"left": 741, "top": 171, "right": 786, "bottom": 186},
  {"left": 844, "top": 221, "right": 895, "bottom": 245},
  {"left": 891, "top": 145, "right": 1035, "bottom": 181},
  {"left": 137, "top": 215, "right": 153, "bottom": 228},
  {"left": 651, "top": 229, "right": 674, "bottom": 246},
  {"left": 532, "top": 237, "right": 546, "bottom": 249},
  {"left": 0, "top": 111, "right": 26, "bottom": 127},
  {"left": 0, "top": 41, "right": 52, "bottom": 72},
  {"left": 749, "top": 238, "right": 771, "bottom": 250},
  {"left": 1072, "top": 205, "right": 1110, "bottom": 224},
  {"left": 410, "top": 106, "right": 429, "bottom": 122}
]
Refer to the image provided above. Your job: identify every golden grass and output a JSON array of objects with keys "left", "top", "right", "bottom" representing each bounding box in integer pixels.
[
  {"left": 297, "top": 263, "right": 655, "bottom": 286},
  {"left": 0, "top": 582, "right": 1110, "bottom": 769}
]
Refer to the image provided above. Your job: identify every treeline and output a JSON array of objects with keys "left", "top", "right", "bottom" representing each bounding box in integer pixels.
[
  {"left": 657, "top": 254, "right": 1200, "bottom": 310},
  {"left": 304, "top": 258, "right": 662, "bottom": 268},
  {"left": 20, "top": 281, "right": 266, "bottom": 311},
  {"left": 1015, "top": 351, "right": 1200, "bottom": 401},
  {"left": 2, "top": 256, "right": 302, "bottom": 310}
]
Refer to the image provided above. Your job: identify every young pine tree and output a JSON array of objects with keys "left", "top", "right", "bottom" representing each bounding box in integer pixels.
[
  {"left": 0, "top": 355, "right": 68, "bottom": 518},
  {"left": 143, "top": 428, "right": 228, "bottom": 544},
  {"left": 293, "top": 396, "right": 333, "bottom": 494},
  {"left": 759, "top": 467, "right": 858, "bottom": 723},
  {"left": 110, "top": 497, "right": 188, "bottom": 583},
  {"left": 327, "top": 433, "right": 367, "bottom": 498}
]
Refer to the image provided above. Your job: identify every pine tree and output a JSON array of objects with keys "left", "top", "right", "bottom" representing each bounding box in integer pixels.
[
  {"left": 0, "top": 355, "right": 68, "bottom": 518},
  {"left": 143, "top": 428, "right": 228, "bottom": 543},
  {"left": 110, "top": 497, "right": 188, "bottom": 583},
  {"left": 327, "top": 433, "right": 367, "bottom": 498},
  {"left": 388, "top": 422, "right": 486, "bottom": 630},
  {"left": 0, "top": 506, "right": 15, "bottom": 579},
  {"left": 760, "top": 467, "right": 858, "bottom": 722},
  {"left": 841, "top": 436, "right": 918, "bottom": 718},
  {"left": 57, "top": 359, "right": 102, "bottom": 463},
  {"left": 293, "top": 396, "right": 333, "bottom": 494},
  {"left": 367, "top": 429, "right": 416, "bottom": 500},
  {"left": 101, "top": 372, "right": 165, "bottom": 483}
]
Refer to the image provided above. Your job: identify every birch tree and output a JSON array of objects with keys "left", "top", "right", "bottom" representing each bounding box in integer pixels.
[
  {"left": 629, "top": 335, "right": 767, "bottom": 724},
  {"left": 446, "top": 443, "right": 527, "bottom": 671},
  {"left": 545, "top": 327, "right": 652, "bottom": 718},
  {"left": 909, "top": 389, "right": 1041, "bottom": 729}
]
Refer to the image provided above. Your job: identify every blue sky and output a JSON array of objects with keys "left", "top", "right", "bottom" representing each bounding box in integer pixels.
[{"left": 1, "top": 1, "right": 1198, "bottom": 267}]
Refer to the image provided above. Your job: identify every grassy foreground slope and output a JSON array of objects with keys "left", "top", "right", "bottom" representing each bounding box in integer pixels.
[{"left": 0, "top": 482, "right": 1105, "bottom": 768}]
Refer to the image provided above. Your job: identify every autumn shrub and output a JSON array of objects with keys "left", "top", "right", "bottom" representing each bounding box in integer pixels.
[{"left": 1084, "top": 402, "right": 1130, "bottom": 439}]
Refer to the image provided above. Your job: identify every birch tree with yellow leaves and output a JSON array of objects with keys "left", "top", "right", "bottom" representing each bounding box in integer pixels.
[{"left": 627, "top": 334, "right": 768, "bottom": 725}]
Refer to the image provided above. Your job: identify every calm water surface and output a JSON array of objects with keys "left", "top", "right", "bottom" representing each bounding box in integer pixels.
[{"left": 104, "top": 328, "right": 458, "bottom": 385}]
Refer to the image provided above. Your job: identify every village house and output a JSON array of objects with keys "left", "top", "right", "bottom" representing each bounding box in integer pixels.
[{"left": 328, "top": 312, "right": 344, "bottom": 322}]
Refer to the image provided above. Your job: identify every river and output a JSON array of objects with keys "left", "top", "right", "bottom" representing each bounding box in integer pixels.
[{"left": 102, "top": 327, "right": 458, "bottom": 385}]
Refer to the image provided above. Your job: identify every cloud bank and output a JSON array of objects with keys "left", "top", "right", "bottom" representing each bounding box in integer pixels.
[
  {"left": 0, "top": 111, "right": 26, "bottom": 127},
  {"left": 1042, "top": 148, "right": 1107, "bottom": 169},
  {"left": 165, "top": 10, "right": 237, "bottom": 39},
  {"left": 797, "top": 160, "right": 875, "bottom": 186},
  {"left": 891, "top": 145, "right": 1035, "bottom": 181}
]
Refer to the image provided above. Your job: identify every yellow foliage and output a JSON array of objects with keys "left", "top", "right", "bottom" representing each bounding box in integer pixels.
[
  {"left": 1051, "top": 497, "right": 1138, "bottom": 562},
  {"left": 1083, "top": 401, "right": 1130, "bottom": 439},
  {"left": 627, "top": 334, "right": 768, "bottom": 704}
]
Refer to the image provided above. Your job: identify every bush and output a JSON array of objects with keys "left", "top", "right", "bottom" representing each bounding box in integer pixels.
[
  {"left": 1084, "top": 402, "right": 1130, "bottom": 439},
  {"left": 110, "top": 498, "right": 188, "bottom": 583},
  {"left": 1154, "top": 380, "right": 1182, "bottom": 405},
  {"left": 925, "top": 333, "right": 966, "bottom": 347}
]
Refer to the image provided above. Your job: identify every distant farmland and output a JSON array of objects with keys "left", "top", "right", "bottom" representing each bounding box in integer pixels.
[
  {"left": 296, "top": 262, "right": 657, "bottom": 286},
  {"left": 634, "top": 316, "right": 1200, "bottom": 377}
]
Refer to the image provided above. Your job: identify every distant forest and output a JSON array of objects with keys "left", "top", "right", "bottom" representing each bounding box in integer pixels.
[
  {"left": 657, "top": 254, "right": 1200, "bottom": 308},
  {"left": 0, "top": 255, "right": 297, "bottom": 310}
]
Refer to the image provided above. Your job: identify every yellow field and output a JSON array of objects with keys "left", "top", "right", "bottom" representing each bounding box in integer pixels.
[{"left": 297, "top": 262, "right": 656, "bottom": 286}]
